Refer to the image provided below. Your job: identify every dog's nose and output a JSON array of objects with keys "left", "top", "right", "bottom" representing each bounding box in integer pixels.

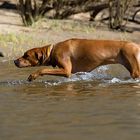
[{"left": 14, "top": 60, "right": 19, "bottom": 66}]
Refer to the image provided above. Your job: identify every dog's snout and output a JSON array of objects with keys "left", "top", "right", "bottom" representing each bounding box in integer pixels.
[{"left": 14, "top": 60, "right": 19, "bottom": 66}]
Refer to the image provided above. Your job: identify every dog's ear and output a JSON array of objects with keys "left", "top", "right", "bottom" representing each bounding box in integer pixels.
[
  {"left": 35, "top": 51, "right": 46, "bottom": 64},
  {"left": 35, "top": 51, "right": 43, "bottom": 60}
]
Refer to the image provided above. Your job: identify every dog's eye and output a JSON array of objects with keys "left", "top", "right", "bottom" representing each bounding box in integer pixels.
[{"left": 23, "top": 53, "right": 29, "bottom": 58}]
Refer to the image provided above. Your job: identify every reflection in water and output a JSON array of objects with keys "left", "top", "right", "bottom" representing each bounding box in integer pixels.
[{"left": 0, "top": 62, "right": 140, "bottom": 140}]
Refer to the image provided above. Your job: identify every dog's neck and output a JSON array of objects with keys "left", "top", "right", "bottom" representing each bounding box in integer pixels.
[{"left": 42, "top": 44, "right": 54, "bottom": 65}]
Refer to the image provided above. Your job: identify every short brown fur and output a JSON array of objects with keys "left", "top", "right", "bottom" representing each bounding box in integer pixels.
[{"left": 14, "top": 39, "right": 140, "bottom": 81}]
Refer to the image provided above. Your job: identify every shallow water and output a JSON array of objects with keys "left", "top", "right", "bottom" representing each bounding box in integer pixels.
[{"left": 0, "top": 61, "right": 140, "bottom": 140}]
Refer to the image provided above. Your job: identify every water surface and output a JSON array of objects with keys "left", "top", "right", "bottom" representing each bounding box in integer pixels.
[{"left": 0, "top": 61, "right": 140, "bottom": 140}]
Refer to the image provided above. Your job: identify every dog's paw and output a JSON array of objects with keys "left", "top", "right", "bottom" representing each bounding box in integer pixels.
[{"left": 27, "top": 73, "right": 38, "bottom": 82}]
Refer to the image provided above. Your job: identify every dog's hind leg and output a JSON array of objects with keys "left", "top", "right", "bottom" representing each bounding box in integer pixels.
[{"left": 121, "top": 44, "right": 140, "bottom": 79}]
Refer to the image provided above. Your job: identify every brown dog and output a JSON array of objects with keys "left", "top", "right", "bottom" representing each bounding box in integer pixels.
[{"left": 14, "top": 38, "right": 140, "bottom": 81}]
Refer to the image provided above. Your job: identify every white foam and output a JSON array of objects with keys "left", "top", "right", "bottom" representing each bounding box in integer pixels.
[
  {"left": 108, "top": 78, "right": 122, "bottom": 83},
  {"left": 103, "top": 78, "right": 140, "bottom": 84}
]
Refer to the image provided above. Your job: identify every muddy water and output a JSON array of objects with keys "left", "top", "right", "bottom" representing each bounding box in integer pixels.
[{"left": 0, "top": 61, "right": 140, "bottom": 140}]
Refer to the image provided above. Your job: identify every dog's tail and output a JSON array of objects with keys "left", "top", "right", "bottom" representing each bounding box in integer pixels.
[{"left": 0, "top": 52, "right": 4, "bottom": 57}]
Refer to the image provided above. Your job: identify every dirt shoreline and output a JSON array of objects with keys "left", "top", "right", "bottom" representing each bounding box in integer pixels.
[{"left": 0, "top": 9, "right": 140, "bottom": 61}]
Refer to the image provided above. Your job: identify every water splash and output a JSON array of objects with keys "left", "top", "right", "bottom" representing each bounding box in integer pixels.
[
  {"left": 44, "top": 66, "right": 111, "bottom": 86},
  {"left": 43, "top": 66, "right": 134, "bottom": 87},
  {"left": 0, "top": 65, "right": 139, "bottom": 87}
]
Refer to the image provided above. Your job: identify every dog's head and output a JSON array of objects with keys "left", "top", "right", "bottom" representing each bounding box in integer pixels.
[{"left": 14, "top": 44, "right": 53, "bottom": 68}]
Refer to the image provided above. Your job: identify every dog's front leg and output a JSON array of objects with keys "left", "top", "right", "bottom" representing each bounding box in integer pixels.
[{"left": 28, "top": 68, "right": 71, "bottom": 81}]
